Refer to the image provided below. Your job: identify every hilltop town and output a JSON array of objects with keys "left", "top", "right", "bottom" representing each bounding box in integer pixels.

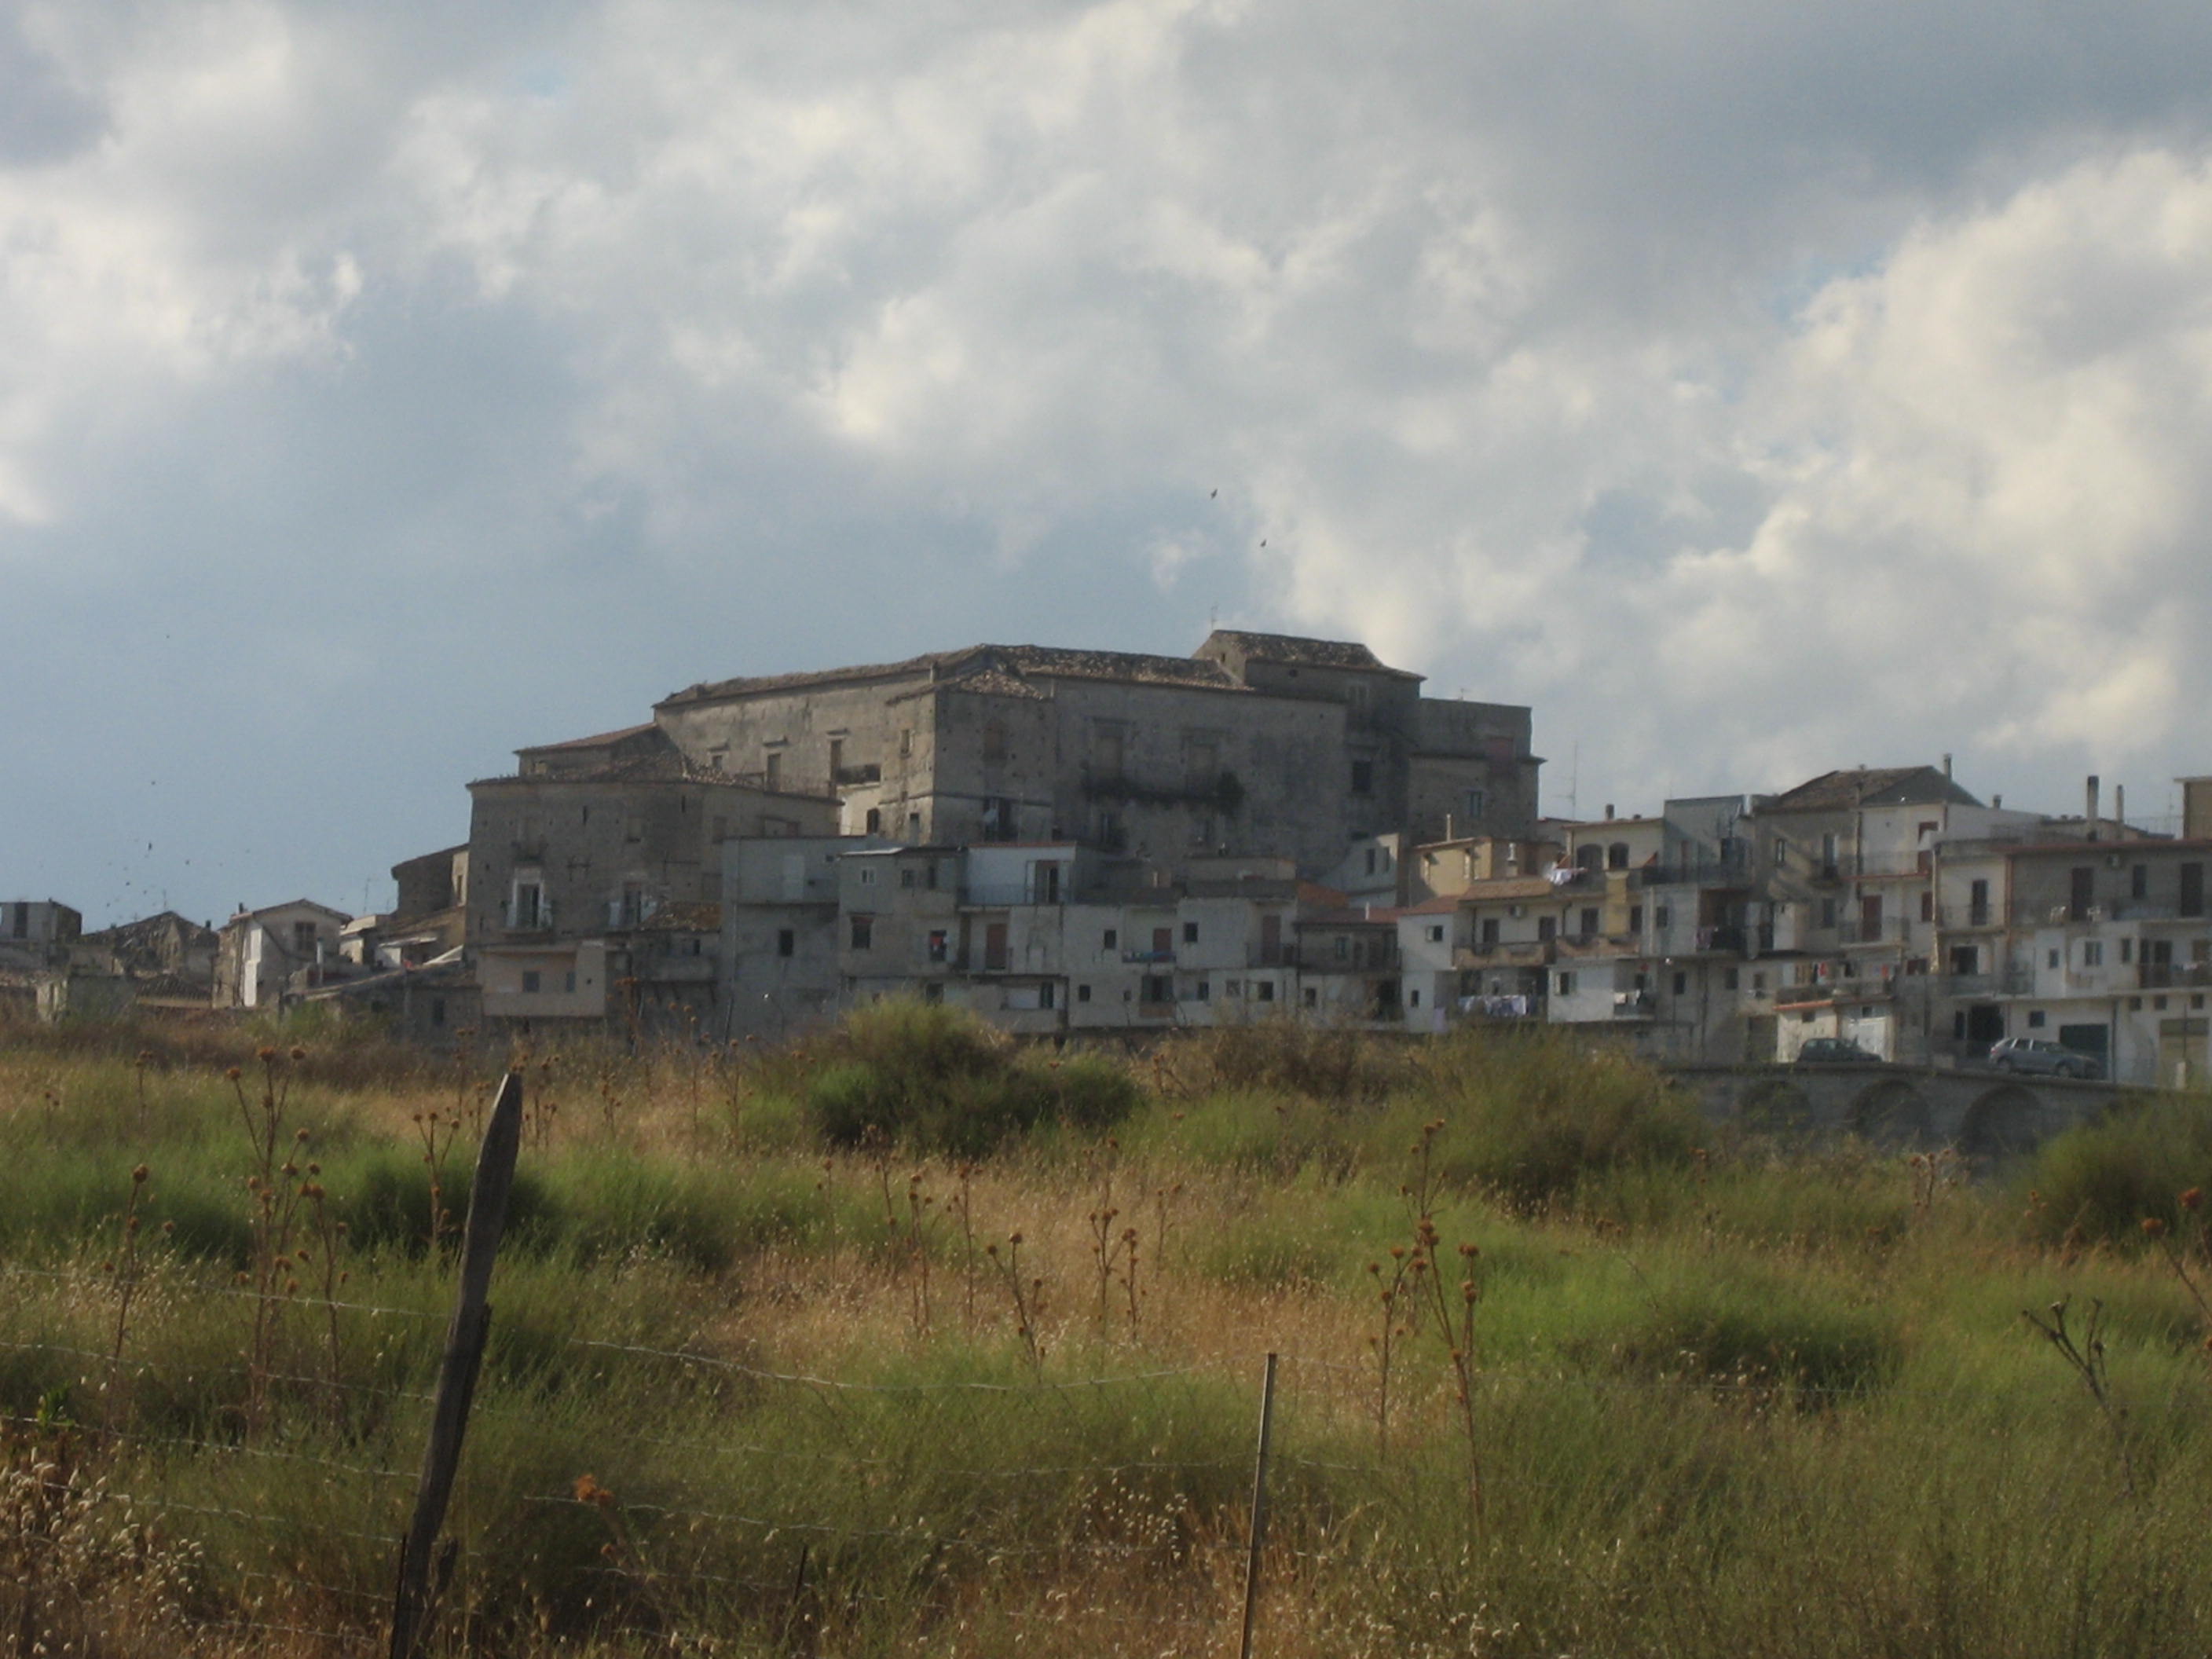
[{"left": 9, "top": 629, "right": 2210, "bottom": 1088}]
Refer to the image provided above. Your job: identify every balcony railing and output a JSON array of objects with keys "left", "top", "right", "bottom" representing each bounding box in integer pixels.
[
  {"left": 961, "top": 884, "right": 1065, "bottom": 908},
  {"left": 2141, "top": 962, "right": 2212, "bottom": 990},
  {"left": 502, "top": 902, "right": 554, "bottom": 932}
]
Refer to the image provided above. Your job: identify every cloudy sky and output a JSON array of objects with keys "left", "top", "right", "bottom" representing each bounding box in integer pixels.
[{"left": 8, "top": 0, "right": 2212, "bottom": 927}]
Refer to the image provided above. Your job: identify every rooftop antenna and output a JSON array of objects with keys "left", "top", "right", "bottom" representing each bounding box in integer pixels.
[{"left": 1564, "top": 742, "right": 1580, "bottom": 821}]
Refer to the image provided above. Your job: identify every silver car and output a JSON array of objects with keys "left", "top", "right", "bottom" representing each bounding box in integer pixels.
[{"left": 1988, "top": 1037, "right": 2102, "bottom": 1079}]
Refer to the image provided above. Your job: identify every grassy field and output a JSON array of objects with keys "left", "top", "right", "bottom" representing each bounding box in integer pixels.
[{"left": 5, "top": 1006, "right": 2212, "bottom": 1657}]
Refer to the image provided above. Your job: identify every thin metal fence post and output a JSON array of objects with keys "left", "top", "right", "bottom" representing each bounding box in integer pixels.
[
  {"left": 390, "top": 1070, "right": 524, "bottom": 1659},
  {"left": 1239, "top": 1351, "right": 1280, "bottom": 1659}
]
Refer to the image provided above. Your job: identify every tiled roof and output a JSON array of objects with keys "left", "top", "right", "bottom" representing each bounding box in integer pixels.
[
  {"left": 1763, "top": 767, "right": 1982, "bottom": 813},
  {"left": 1202, "top": 630, "right": 1419, "bottom": 678},
  {"left": 520, "top": 723, "right": 661, "bottom": 754},
  {"left": 667, "top": 642, "right": 1250, "bottom": 709}
]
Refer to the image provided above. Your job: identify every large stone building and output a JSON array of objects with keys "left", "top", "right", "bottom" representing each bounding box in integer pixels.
[{"left": 651, "top": 631, "right": 1540, "bottom": 873}]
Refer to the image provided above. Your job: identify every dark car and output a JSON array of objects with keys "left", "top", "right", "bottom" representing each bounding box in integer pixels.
[
  {"left": 1988, "top": 1037, "right": 2103, "bottom": 1079},
  {"left": 1795, "top": 1037, "right": 1881, "bottom": 1064}
]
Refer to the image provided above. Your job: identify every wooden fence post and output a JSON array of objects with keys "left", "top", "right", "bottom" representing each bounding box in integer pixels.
[
  {"left": 1239, "top": 1351, "right": 1280, "bottom": 1659},
  {"left": 390, "top": 1070, "right": 525, "bottom": 1659}
]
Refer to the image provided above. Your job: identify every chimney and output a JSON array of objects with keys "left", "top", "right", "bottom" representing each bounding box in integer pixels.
[
  {"left": 1942, "top": 753, "right": 1952, "bottom": 778},
  {"left": 1604, "top": 804, "right": 1615, "bottom": 821},
  {"left": 2086, "top": 775, "right": 2100, "bottom": 840},
  {"left": 1991, "top": 793, "right": 2001, "bottom": 810},
  {"left": 2115, "top": 784, "right": 2126, "bottom": 837}
]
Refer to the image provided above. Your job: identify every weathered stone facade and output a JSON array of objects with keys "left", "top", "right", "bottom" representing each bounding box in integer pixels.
[{"left": 652, "top": 631, "right": 1540, "bottom": 875}]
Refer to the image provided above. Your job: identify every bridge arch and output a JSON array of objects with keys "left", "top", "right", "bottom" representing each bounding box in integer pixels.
[
  {"left": 1846, "top": 1079, "right": 1935, "bottom": 1148},
  {"left": 1960, "top": 1082, "right": 2053, "bottom": 1158}
]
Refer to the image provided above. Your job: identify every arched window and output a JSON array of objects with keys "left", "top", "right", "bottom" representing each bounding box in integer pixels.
[{"left": 1575, "top": 846, "right": 1603, "bottom": 872}]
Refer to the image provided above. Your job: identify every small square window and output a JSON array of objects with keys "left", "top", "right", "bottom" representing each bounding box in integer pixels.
[
  {"left": 2027, "top": 1010, "right": 2046, "bottom": 1027},
  {"left": 521, "top": 969, "right": 541, "bottom": 994},
  {"left": 1426, "top": 924, "right": 1445, "bottom": 943},
  {"left": 1103, "top": 928, "right": 1119, "bottom": 950},
  {"left": 1078, "top": 983, "right": 1093, "bottom": 1002},
  {"left": 1256, "top": 981, "right": 1275, "bottom": 1002},
  {"left": 778, "top": 929, "right": 796, "bottom": 958},
  {"left": 1183, "top": 921, "right": 1199, "bottom": 944}
]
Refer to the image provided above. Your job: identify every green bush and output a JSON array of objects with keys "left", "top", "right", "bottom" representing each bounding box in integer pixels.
[
  {"left": 2020, "top": 1093, "right": 2212, "bottom": 1250},
  {"left": 804, "top": 1002, "right": 1137, "bottom": 1155},
  {"left": 1412, "top": 1031, "right": 1705, "bottom": 1207}
]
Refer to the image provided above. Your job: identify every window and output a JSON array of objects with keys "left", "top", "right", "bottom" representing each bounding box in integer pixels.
[
  {"left": 1537, "top": 917, "right": 1556, "bottom": 942},
  {"left": 901, "top": 867, "right": 916, "bottom": 888},
  {"left": 1303, "top": 987, "right": 1318, "bottom": 1009},
  {"left": 292, "top": 921, "right": 317, "bottom": 955},
  {"left": 2185, "top": 863, "right": 2206, "bottom": 918},
  {"left": 1579, "top": 907, "right": 1599, "bottom": 937},
  {"left": 777, "top": 929, "right": 795, "bottom": 958},
  {"left": 849, "top": 917, "right": 873, "bottom": 950},
  {"left": 2133, "top": 865, "right": 2149, "bottom": 900},
  {"left": 1350, "top": 760, "right": 1374, "bottom": 795},
  {"left": 1607, "top": 842, "right": 1630, "bottom": 871},
  {"left": 2047, "top": 949, "right": 2060, "bottom": 969},
  {"left": 1182, "top": 921, "right": 1199, "bottom": 944},
  {"left": 2027, "top": 1010, "right": 2046, "bottom": 1027},
  {"left": 899, "top": 729, "right": 914, "bottom": 758},
  {"left": 866, "top": 808, "right": 882, "bottom": 835},
  {"left": 764, "top": 751, "right": 782, "bottom": 787},
  {"left": 1555, "top": 971, "right": 1574, "bottom": 997},
  {"left": 2120, "top": 938, "right": 2134, "bottom": 965},
  {"left": 1723, "top": 968, "right": 1739, "bottom": 990},
  {"left": 1194, "top": 980, "right": 1210, "bottom": 1002},
  {"left": 828, "top": 738, "right": 844, "bottom": 779},
  {"left": 1968, "top": 878, "right": 1990, "bottom": 925},
  {"left": 2081, "top": 940, "right": 2103, "bottom": 967},
  {"left": 1103, "top": 928, "right": 1119, "bottom": 951},
  {"left": 1654, "top": 905, "right": 1670, "bottom": 929},
  {"left": 1628, "top": 905, "right": 1643, "bottom": 934},
  {"left": 1920, "top": 892, "right": 1934, "bottom": 923},
  {"left": 1078, "top": 983, "right": 1092, "bottom": 1003},
  {"left": 1335, "top": 936, "right": 1350, "bottom": 961},
  {"left": 1364, "top": 848, "right": 1379, "bottom": 876},
  {"left": 521, "top": 970, "right": 541, "bottom": 994},
  {"left": 1039, "top": 983, "right": 1056, "bottom": 1009},
  {"left": 1426, "top": 924, "right": 1445, "bottom": 943},
  {"left": 1480, "top": 918, "right": 1500, "bottom": 945},
  {"left": 1463, "top": 788, "right": 1485, "bottom": 820},
  {"left": 1408, "top": 989, "right": 1421, "bottom": 1008},
  {"left": 858, "top": 867, "right": 877, "bottom": 886},
  {"left": 563, "top": 970, "right": 577, "bottom": 993},
  {"left": 1255, "top": 980, "right": 1275, "bottom": 1002},
  {"left": 1672, "top": 971, "right": 1686, "bottom": 995},
  {"left": 927, "top": 930, "right": 948, "bottom": 964}
]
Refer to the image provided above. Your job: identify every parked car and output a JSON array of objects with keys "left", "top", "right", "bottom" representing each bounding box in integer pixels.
[
  {"left": 1987, "top": 1037, "right": 2103, "bottom": 1079},
  {"left": 1795, "top": 1037, "right": 1881, "bottom": 1064}
]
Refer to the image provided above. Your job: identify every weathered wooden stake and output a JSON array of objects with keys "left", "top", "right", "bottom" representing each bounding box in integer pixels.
[
  {"left": 390, "top": 1070, "right": 524, "bottom": 1659},
  {"left": 1238, "top": 1351, "right": 1280, "bottom": 1659}
]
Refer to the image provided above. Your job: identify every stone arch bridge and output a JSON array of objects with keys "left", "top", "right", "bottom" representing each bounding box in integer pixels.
[{"left": 1661, "top": 1063, "right": 2152, "bottom": 1157}]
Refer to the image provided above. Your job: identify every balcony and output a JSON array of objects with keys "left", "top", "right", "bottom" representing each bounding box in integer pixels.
[
  {"left": 1611, "top": 991, "right": 1655, "bottom": 1020},
  {"left": 962, "top": 883, "right": 1065, "bottom": 908},
  {"left": 1122, "top": 947, "right": 1176, "bottom": 965},
  {"left": 2140, "top": 962, "right": 2212, "bottom": 990},
  {"left": 833, "top": 763, "right": 882, "bottom": 787}
]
